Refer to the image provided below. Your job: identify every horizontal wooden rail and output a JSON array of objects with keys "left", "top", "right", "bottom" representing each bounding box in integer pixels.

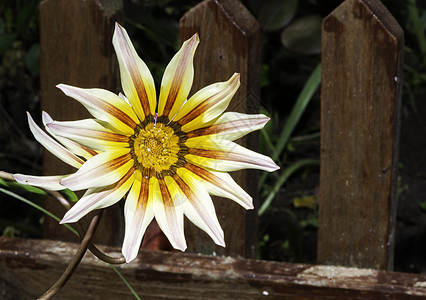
[{"left": 1, "top": 237, "right": 426, "bottom": 299}]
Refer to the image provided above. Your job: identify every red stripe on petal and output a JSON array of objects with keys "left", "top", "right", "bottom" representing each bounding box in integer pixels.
[
  {"left": 177, "top": 74, "right": 240, "bottom": 126},
  {"left": 162, "top": 35, "right": 198, "bottom": 117}
]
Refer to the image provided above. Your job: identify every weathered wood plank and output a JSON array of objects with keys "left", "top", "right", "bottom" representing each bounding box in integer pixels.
[
  {"left": 318, "top": 0, "right": 403, "bottom": 270},
  {"left": 179, "top": 0, "right": 261, "bottom": 258},
  {"left": 1, "top": 237, "right": 426, "bottom": 299},
  {"left": 39, "top": 0, "right": 124, "bottom": 245}
]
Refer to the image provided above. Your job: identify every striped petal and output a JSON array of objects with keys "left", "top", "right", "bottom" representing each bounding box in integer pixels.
[
  {"left": 13, "top": 174, "right": 66, "bottom": 191},
  {"left": 185, "top": 137, "right": 279, "bottom": 172},
  {"left": 187, "top": 112, "right": 271, "bottom": 141},
  {"left": 183, "top": 163, "right": 253, "bottom": 209},
  {"left": 113, "top": 23, "right": 156, "bottom": 120},
  {"left": 122, "top": 172, "right": 154, "bottom": 262},
  {"left": 47, "top": 118, "right": 129, "bottom": 151},
  {"left": 42, "top": 111, "right": 98, "bottom": 160},
  {"left": 27, "top": 112, "right": 84, "bottom": 169},
  {"left": 157, "top": 33, "right": 199, "bottom": 119},
  {"left": 153, "top": 177, "right": 186, "bottom": 251},
  {"left": 61, "top": 148, "right": 133, "bottom": 191},
  {"left": 61, "top": 170, "right": 135, "bottom": 224},
  {"left": 57, "top": 84, "right": 138, "bottom": 135},
  {"left": 175, "top": 73, "right": 240, "bottom": 132},
  {"left": 173, "top": 172, "right": 225, "bottom": 247}
]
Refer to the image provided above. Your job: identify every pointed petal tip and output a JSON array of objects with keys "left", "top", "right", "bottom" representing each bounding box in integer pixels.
[
  {"left": 60, "top": 211, "right": 79, "bottom": 224},
  {"left": 59, "top": 214, "right": 71, "bottom": 224},
  {"left": 175, "top": 244, "right": 187, "bottom": 252},
  {"left": 123, "top": 252, "right": 136, "bottom": 264},
  {"left": 271, "top": 164, "right": 280, "bottom": 172},
  {"left": 12, "top": 174, "right": 27, "bottom": 185},
  {"left": 42, "top": 111, "right": 53, "bottom": 125},
  {"left": 190, "top": 32, "right": 200, "bottom": 43}
]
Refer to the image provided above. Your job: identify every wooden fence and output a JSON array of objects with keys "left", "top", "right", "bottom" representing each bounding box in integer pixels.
[{"left": 1, "top": 0, "right": 425, "bottom": 298}]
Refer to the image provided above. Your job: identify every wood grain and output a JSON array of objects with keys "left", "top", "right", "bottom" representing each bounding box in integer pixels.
[
  {"left": 318, "top": 0, "right": 404, "bottom": 270},
  {"left": 179, "top": 0, "right": 261, "bottom": 258},
  {"left": 1, "top": 237, "right": 426, "bottom": 299},
  {"left": 39, "top": 0, "right": 124, "bottom": 245}
]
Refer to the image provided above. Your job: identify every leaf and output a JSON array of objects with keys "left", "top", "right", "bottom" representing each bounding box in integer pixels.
[
  {"left": 258, "top": 0, "right": 298, "bottom": 31},
  {"left": 60, "top": 188, "right": 78, "bottom": 203},
  {"left": 0, "top": 177, "right": 48, "bottom": 195},
  {"left": 281, "top": 15, "right": 323, "bottom": 55}
]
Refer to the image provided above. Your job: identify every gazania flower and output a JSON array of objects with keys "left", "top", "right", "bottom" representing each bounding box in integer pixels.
[{"left": 14, "top": 23, "right": 279, "bottom": 262}]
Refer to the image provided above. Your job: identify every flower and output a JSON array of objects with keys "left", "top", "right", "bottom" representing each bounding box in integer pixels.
[{"left": 14, "top": 23, "right": 279, "bottom": 262}]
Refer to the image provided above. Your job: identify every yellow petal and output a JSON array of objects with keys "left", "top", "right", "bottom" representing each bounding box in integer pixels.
[
  {"left": 157, "top": 33, "right": 199, "bottom": 119},
  {"left": 176, "top": 73, "right": 240, "bottom": 132},
  {"left": 61, "top": 148, "right": 133, "bottom": 191},
  {"left": 61, "top": 170, "right": 134, "bottom": 224}
]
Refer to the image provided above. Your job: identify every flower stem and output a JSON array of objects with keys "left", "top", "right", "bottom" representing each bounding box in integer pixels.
[
  {"left": 38, "top": 210, "right": 103, "bottom": 300},
  {"left": 76, "top": 222, "right": 126, "bottom": 264}
]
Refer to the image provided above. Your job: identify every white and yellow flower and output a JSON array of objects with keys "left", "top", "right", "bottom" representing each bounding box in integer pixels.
[{"left": 14, "top": 23, "right": 279, "bottom": 263}]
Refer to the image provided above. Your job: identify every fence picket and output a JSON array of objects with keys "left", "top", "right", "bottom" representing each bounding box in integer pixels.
[
  {"left": 318, "top": 0, "right": 404, "bottom": 270},
  {"left": 179, "top": 0, "right": 261, "bottom": 258},
  {"left": 39, "top": 0, "right": 124, "bottom": 245}
]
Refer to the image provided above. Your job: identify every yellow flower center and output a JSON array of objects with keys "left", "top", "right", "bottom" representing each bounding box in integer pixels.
[{"left": 130, "top": 116, "right": 187, "bottom": 178}]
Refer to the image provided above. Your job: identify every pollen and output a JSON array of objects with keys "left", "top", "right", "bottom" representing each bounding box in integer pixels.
[{"left": 130, "top": 117, "right": 187, "bottom": 177}]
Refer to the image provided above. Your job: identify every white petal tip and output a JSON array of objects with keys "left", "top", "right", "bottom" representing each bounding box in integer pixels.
[
  {"left": 173, "top": 243, "right": 187, "bottom": 252},
  {"left": 42, "top": 111, "right": 53, "bottom": 125},
  {"left": 216, "top": 239, "right": 226, "bottom": 248},
  {"left": 125, "top": 255, "right": 135, "bottom": 264},
  {"left": 12, "top": 174, "right": 26, "bottom": 185}
]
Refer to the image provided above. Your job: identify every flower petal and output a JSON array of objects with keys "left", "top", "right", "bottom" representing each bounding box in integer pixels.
[
  {"left": 152, "top": 177, "right": 187, "bottom": 251},
  {"left": 175, "top": 73, "right": 240, "bottom": 132},
  {"left": 173, "top": 172, "right": 225, "bottom": 247},
  {"left": 122, "top": 172, "right": 154, "bottom": 263},
  {"left": 60, "top": 170, "right": 134, "bottom": 224},
  {"left": 42, "top": 111, "right": 98, "bottom": 160},
  {"left": 27, "top": 112, "right": 84, "bottom": 168},
  {"left": 113, "top": 23, "right": 156, "bottom": 120},
  {"left": 186, "top": 137, "right": 279, "bottom": 172},
  {"left": 47, "top": 118, "right": 129, "bottom": 151},
  {"left": 157, "top": 33, "right": 199, "bottom": 119},
  {"left": 57, "top": 84, "right": 138, "bottom": 135},
  {"left": 61, "top": 148, "right": 133, "bottom": 191},
  {"left": 187, "top": 112, "right": 271, "bottom": 141},
  {"left": 13, "top": 174, "right": 66, "bottom": 190},
  {"left": 182, "top": 163, "right": 253, "bottom": 209}
]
